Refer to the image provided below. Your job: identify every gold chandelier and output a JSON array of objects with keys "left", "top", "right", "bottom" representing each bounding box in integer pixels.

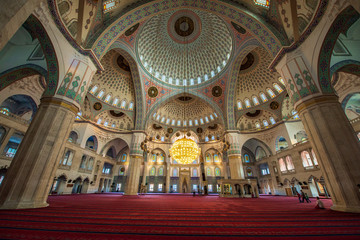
[{"left": 170, "top": 137, "right": 200, "bottom": 164}]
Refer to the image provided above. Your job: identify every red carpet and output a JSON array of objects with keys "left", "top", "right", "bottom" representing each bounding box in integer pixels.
[{"left": 0, "top": 194, "right": 360, "bottom": 239}]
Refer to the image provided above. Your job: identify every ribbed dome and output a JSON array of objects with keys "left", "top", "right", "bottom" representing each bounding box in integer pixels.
[{"left": 136, "top": 9, "right": 233, "bottom": 86}]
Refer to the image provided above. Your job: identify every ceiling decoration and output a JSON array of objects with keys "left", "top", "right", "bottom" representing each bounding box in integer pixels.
[
  {"left": 93, "top": 102, "right": 102, "bottom": 111},
  {"left": 236, "top": 47, "right": 283, "bottom": 104},
  {"left": 136, "top": 9, "right": 233, "bottom": 87},
  {"left": 148, "top": 86, "right": 158, "bottom": 98},
  {"left": 89, "top": 50, "right": 135, "bottom": 108},
  {"left": 125, "top": 23, "right": 140, "bottom": 36},
  {"left": 212, "top": 86, "right": 222, "bottom": 97}
]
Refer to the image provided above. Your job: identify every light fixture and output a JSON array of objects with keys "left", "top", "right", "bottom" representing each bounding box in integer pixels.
[{"left": 170, "top": 137, "right": 200, "bottom": 164}]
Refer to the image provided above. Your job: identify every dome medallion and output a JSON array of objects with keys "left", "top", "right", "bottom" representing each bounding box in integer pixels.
[{"left": 137, "top": 9, "right": 233, "bottom": 87}]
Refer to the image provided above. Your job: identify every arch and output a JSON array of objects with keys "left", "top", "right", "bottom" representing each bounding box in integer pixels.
[
  {"left": 0, "top": 64, "right": 47, "bottom": 92},
  {"left": 100, "top": 138, "right": 130, "bottom": 157},
  {"left": 22, "top": 15, "right": 60, "bottom": 97},
  {"left": 318, "top": 6, "right": 360, "bottom": 93},
  {"left": 301, "top": 150, "right": 313, "bottom": 167},
  {"left": 106, "top": 44, "right": 144, "bottom": 130},
  {"left": 85, "top": 135, "right": 98, "bottom": 151},
  {"left": 341, "top": 92, "right": 360, "bottom": 120},
  {"left": 149, "top": 167, "right": 156, "bottom": 176},
  {"left": 241, "top": 138, "right": 273, "bottom": 157},
  {"left": 158, "top": 167, "right": 164, "bottom": 176},
  {"left": 255, "top": 146, "right": 267, "bottom": 161},
  {"left": 106, "top": 146, "right": 116, "bottom": 159},
  {"left": 330, "top": 60, "right": 360, "bottom": 77},
  {"left": 275, "top": 136, "right": 289, "bottom": 151},
  {"left": 68, "top": 131, "right": 78, "bottom": 143},
  {"left": 0, "top": 94, "right": 38, "bottom": 120},
  {"left": 226, "top": 41, "right": 264, "bottom": 129},
  {"left": 145, "top": 91, "right": 226, "bottom": 129}
]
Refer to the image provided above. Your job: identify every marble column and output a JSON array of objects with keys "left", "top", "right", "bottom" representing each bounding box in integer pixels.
[
  {"left": 297, "top": 95, "right": 360, "bottom": 212},
  {"left": 124, "top": 132, "right": 145, "bottom": 195},
  {"left": 228, "top": 156, "right": 245, "bottom": 179},
  {"left": 222, "top": 162, "right": 228, "bottom": 179},
  {"left": 141, "top": 159, "right": 148, "bottom": 186},
  {"left": 0, "top": 98, "right": 78, "bottom": 209},
  {"left": 165, "top": 163, "right": 170, "bottom": 193},
  {"left": 0, "top": 128, "right": 15, "bottom": 155}
]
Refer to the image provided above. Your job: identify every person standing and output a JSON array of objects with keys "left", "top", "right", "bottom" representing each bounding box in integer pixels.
[
  {"left": 305, "top": 193, "right": 311, "bottom": 203},
  {"left": 297, "top": 191, "right": 302, "bottom": 203},
  {"left": 301, "top": 190, "right": 306, "bottom": 203}
]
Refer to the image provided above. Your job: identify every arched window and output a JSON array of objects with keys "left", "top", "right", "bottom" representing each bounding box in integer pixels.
[
  {"left": 128, "top": 102, "right": 134, "bottom": 110},
  {"left": 252, "top": 96, "right": 260, "bottom": 106},
  {"left": 273, "top": 83, "right": 283, "bottom": 93},
  {"left": 292, "top": 110, "right": 299, "bottom": 119},
  {"left": 68, "top": 131, "right": 78, "bottom": 143},
  {"left": 244, "top": 154, "right": 250, "bottom": 163},
  {"left": 149, "top": 167, "right": 156, "bottom": 176},
  {"left": 80, "top": 155, "right": 87, "bottom": 169},
  {"left": 97, "top": 118, "right": 102, "bottom": 124},
  {"left": 205, "top": 136, "right": 209, "bottom": 142},
  {"left": 119, "top": 166, "right": 125, "bottom": 175},
  {"left": 260, "top": 92, "right": 268, "bottom": 102},
  {"left": 210, "top": 114, "right": 214, "bottom": 121},
  {"left": 87, "top": 157, "right": 94, "bottom": 170},
  {"left": 263, "top": 120, "right": 269, "bottom": 127},
  {"left": 311, "top": 149, "right": 318, "bottom": 165},
  {"left": 200, "top": 118, "right": 204, "bottom": 125},
  {"left": 301, "top": 151, "right": 313, "bottom": 167},
  {"left": 285, "top": 156, "right": 295, "bottom": 170},
  {"left": 112, "top": 97, "right": 119, "bottom": 106},
  {"left": 120, "top": 100, "right": 126, "bottom": 109},
  {"left": 214, "top": 154, "right": 220, "bottom": 163},
  {"left": 90, "top": 85, "right": 98, "bottom": 94},
  {"left": 193, "top": 168, "right": 198, "bottom": 177},
  {"left": 279, "top": 158, "right": 287, "bottom": 172},
  {"left": 173, "top": 168, "right": 178, "bottom": 176},
  {"left": 206, "top": 167, "right": 212, "bottom": 176},
  {"left": 206, "top": 153, "right": 211, "bottom": 162},
  {"left": 159, "top": 154, "right": 165, "bottom": 163},
  {"left": 269, "top": 117, "right": 276, "bottom": 125},
  {"left": 244, "top": 98, "right": 251, "bottom": 108},
  {"left": 161, "top": 117, "right": 165, "bottom": 123},
  {"left": 255, "top": 122, "right": 261, "bottom": 129},
  {"left": 104, "top": 121, "right": 108, "bottom": 127},
  {"left": 104, "top": 94, "right": 111, "bottom": 103},
  {"left": 177, "top": 120, "right": 181, "bottom": 126},
  {"left": 194, "top": 119, "right": 199, "bottom": 126},
  {"left": 171, "top": 119, "right": 176, "bottom": 126},
  {"left": 97, "top": 90, "right": 105, "bottom": 99},
  {"left": 166, "top": 118, "right": 171, "bottom": 125},
  {"left": 254, "top": 0, "right": 270, "bottom": 8},
  {"left": 152, "top": 154, "right": 156, "bottom": 162},
  {"left": 278, "top": 77, "right": 285, "bottom": 86},
  {"left": 158, "top": 167, "right": 164, "bottom": 176},
  {"left": 205, "top": 116, "right": 209, "bottom": 123},
  {"left": 121, "top": 153, "right": 127, "bottom": 162},
  {"left": 215, "top": 167, "right": 221, "bottom": 176},
  {"left": 61, "top": 150, "right": 73, "bottom": 166},
  {"left": 266, "top": 88, "right": 275, "bottom": 98}
]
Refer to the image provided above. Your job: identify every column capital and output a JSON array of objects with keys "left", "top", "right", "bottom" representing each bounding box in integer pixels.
[{"left": 40, "top": 97, "right": 80, "bottom": 114}]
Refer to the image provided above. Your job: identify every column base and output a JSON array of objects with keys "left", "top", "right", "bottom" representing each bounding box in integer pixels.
[
  {"left": 0, "top": 201, "right": 49, "bottom": 209},
  {"left": 331, "top": 204, "right": 360, "bottom": 213}
]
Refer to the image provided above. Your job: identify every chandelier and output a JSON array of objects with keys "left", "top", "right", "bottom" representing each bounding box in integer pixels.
[{"left": 170, "top": 137, "right": 200, "bottom": 164}]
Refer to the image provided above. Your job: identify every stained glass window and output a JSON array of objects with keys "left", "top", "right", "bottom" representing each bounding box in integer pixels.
[
  {"left": 215, "top": 167, "right": 221, "bottom": 176},
  {"left": 120, "top": 100, "right": 126, "bottom": 109},
  {"left": 286, "top": 156, "right": 295, "bottom": 170},
  {"left": 97, "top": 90, "right": 105, "bottom": 99},
  {"left": 206, "top": 154, "right": 211, "bottom": 162},
  {"left": 214, "top": 154, "right": 220, "bottom": 163},
  {"left": 278, "top": 77, "right": 285, "bottom": 86},
  {"left": 105, "top": 94, "right": 111, "bottom": 103},
  {"left": 159, "top": 154, "right": 165, "bottom": 162},
  {"left": 193, "top": 168, "right": 198, "bottom": 177},
  {"left": 207, "top": 167, "right": 212, "bottom": 176},
  {"left": 128, "top": 102, "right": 134, "bottom": 110},
  {"left": 255, "top": 122, "right": 261, "bottom": 129},
  {"left": 150, "top": 167, "right": 155, "bottom": 176},
  {"left": 173, "top": 168, "right": 178, "bottom": 176},
  {"left": 112, "top": 98, "right": 119, "bottom": 106},
  {"left": 301, "top": 151, "right": 313, "bottom": 167},
  {"left": 90, "top": 85, "right": 98, "bottom": 94},
  {"left": 152, "top": 154, "right": 156, "bottom": 162},
  {"left": 244, "top": 154, "right": 250, "bottom": 163},
  {"left": 158, "top": 167, "right": 164, "bottom": 176}
]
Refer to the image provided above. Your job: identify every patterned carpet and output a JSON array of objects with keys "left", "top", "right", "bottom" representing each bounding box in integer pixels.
[{"left": 0, "top": 194, "right": 360, "bottom": 239}]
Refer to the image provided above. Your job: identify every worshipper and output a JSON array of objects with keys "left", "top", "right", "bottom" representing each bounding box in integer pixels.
[
  {"left": 305, "top": 193, "right": 311, "bottom": 203},
  {"left": 315, "top": 197, "right": 325, "bottom": 209},
  {"left": 297, "top": 191, "right": 302, "bottom": 203}
]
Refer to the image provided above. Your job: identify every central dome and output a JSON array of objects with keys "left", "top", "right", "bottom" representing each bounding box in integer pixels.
[{"left": 137, "top": 9, "right": 233, "bottom": 86}]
